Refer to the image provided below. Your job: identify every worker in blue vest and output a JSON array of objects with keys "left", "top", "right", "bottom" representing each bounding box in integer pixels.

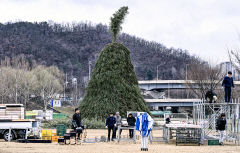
[{"left": 222, "top": 71, "right": 234, "bottom": 103}]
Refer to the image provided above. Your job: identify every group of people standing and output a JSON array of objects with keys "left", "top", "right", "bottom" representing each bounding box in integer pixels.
[
  {"left": 71, "top": 72, "right": 234, "bottom": 146},
  {"left": 205, "top": 71, "right": 234, "bottom": 145},
  {"left": 72, "top": 108, "right": 153, "bottom": 151},
  {"left": 105, "top": 112, "right": 136, "bottom": 141}
]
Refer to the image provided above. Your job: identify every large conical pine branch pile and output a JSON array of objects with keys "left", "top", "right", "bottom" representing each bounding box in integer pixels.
[{"left": 80, "top": 6, "right": 149, "bottom": 120}]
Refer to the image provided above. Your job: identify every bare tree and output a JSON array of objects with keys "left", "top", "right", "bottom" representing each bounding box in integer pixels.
[
  {"left": 0, "top": 57, "right": 63, "bottom": 109},
  {"left": 228, "top": 49, "right": 240, "bottom": 98},
  {"left": 19, "top": 71, "right": 38, "bottom": 108},
  {"left": 185, "top": 62, "right": 224, "bottom": 99},
  {"left": 33, "top": 66, "right": 63, "bottom": 111},
  {"left": 0, "top": 67, "right": 10, "bottom": 103},
  {"left": 229, "top": 50, "right": 240, "bottom": 73}
]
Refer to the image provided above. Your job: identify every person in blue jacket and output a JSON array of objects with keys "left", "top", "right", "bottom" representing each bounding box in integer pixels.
[
  {"left": 106, "top": 112, "right": 116, "bottom": 141},
  {"left": 222, "top": 71, "right": 234, "bottom": 102}
]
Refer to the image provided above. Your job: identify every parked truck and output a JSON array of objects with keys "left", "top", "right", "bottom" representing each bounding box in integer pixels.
[
  {"left": 0, "top": 119, "right": 41, "bottom": 141},
  {"left": 0, "top": 104, "right": 41, "bottom": 141}
]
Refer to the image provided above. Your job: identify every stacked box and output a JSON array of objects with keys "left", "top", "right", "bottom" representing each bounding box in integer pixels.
[
  {"left": 42, "top": 130, "right": 52, "bottom": 136},
  {"left": 21, "top": 106, "right": 24, "bottom": 118},
  {"left": 0, "top": 106, "right": 6, "bottom": 116},
  {"left": 6, "top": 105, "right": 24, "bottom": 119},
  {"left": 0, "top": 104, "right": 24, "bottom": 120},
  {"left": 42, "top": 130, "right": 52, "bottom": 141},
  {"left": 42, "top": 136, "right": 52, "bottom": 140},
  {"left": 52, "top": 136, "right": 59, "bottom": 142}
]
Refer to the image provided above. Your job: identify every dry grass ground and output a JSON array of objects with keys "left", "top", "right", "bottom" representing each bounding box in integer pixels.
[{"left": 0, "top": 129, "right": 239, "bottom": 153}]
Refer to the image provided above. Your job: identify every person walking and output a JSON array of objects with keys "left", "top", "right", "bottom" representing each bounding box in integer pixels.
[
  {"left": 216, "top": 113, "right": 227, "bottom": 145},
  {"left": 127, "top": 113, "right": 136, "bottom": 138},
  {"left": 222, "top": 71, "right": 234, "bottom": 103},
  {"left": 113, "top": 112, "right": 122, "bottom": 139},
  {"left": 106, "top": 112, "right": 116, "bottom": 141},
  {"left": 72, "top": 108, "right": 82, "bottom": 140}
]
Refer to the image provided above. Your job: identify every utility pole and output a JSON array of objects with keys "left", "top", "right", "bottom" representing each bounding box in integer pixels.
[
  {"left": 63, "top": 73, "right": 68, "bottom": 100},
  {"left": 185, "top": 64, "right": 189, "bottom": 98},
  {"left": 75, "top": 79, "right": 78, "bottom": 106},
  {"left": 157, "top": 65, "right": 161, "bottom": 80},
  {"left": 89, "top": 60, "right": 92, "bottom": 81},
  {"left": 72, "top": 77, "right": 78, "bottom": 106},
  {"left": 168, "top": 83, "right": 170, "bottom": 99},
  {"left": 15, "top": 73, "right": 18, "bottom": 104}
]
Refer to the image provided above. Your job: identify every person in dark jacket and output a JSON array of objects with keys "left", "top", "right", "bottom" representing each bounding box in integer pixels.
[
  {"left": 106, "top": 112, "right": 116, "bottom": 141},
  {"left": 72, "top": 108, "right": 82, "bottom": 139},
  {"left": 222, "top": 71, "right": 234, "bottom": 102},
  {"left": 205, "top": 90, "right": 217, "bottom": 103},
  {"left": 216, "top": 113, "right": 226, "bottom": 145},
  {"left": 165, "top": 116, "right": 171, "bottom": 124},
  {"left": 127, "top": 113, "right": 136, "bottom": 138}
]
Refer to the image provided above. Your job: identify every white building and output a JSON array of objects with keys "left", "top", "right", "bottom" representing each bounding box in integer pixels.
[{"left": 220, "top": 61, "right": 240, "bottom": 81}]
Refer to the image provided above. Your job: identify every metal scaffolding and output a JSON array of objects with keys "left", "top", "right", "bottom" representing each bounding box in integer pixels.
[{"left": 193, "top": 99, "right": 240, "bottom": 145}]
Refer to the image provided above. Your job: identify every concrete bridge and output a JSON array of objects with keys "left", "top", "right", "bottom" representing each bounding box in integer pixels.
[
  {"left": 145, "top": 98, "right": 201, "bottom": 111},
  {"left": 138, "top": 80, "right": 240, "bottom": 91}
]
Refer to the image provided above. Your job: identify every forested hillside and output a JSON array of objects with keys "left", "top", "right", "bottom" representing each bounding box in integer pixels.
[{"left": 0, "top": 21, "right": 199, "bottom": 90}]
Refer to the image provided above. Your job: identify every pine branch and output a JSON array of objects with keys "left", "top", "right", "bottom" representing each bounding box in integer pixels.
[{"left": 110, "top": 6, "right": 129, "bottom": 42}]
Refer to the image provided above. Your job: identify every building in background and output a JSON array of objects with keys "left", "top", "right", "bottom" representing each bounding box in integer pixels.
[
  {"left": 51, "top": 99, "right": 62, "bottom": 107},
  {"left": 219, "top": 61, "right": 240, "bottom": 81}
]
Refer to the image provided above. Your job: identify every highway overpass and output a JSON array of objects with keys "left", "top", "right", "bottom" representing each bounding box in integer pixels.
[
  {"left": 145, "top": 98, "right": 201, "bottom": 111},
  {"left": 138, "top": 80, "right": 240, "bottom": 90}
]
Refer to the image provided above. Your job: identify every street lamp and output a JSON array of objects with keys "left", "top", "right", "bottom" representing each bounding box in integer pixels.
[{"left": 157, "top": 65, "right": 161, "bottom": 80}]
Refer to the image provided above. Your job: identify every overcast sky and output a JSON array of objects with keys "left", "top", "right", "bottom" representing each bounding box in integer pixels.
[{"left": 1, "top": 0, "right": 240, "bottom": 63}]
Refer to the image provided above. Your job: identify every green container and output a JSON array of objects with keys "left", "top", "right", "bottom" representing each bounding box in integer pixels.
[
  {"left": 208, "top": 139, "right": 219, "bottom": 145},
  {"left": 56, "top": 124, "right": 67, "bottom": 136}
]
